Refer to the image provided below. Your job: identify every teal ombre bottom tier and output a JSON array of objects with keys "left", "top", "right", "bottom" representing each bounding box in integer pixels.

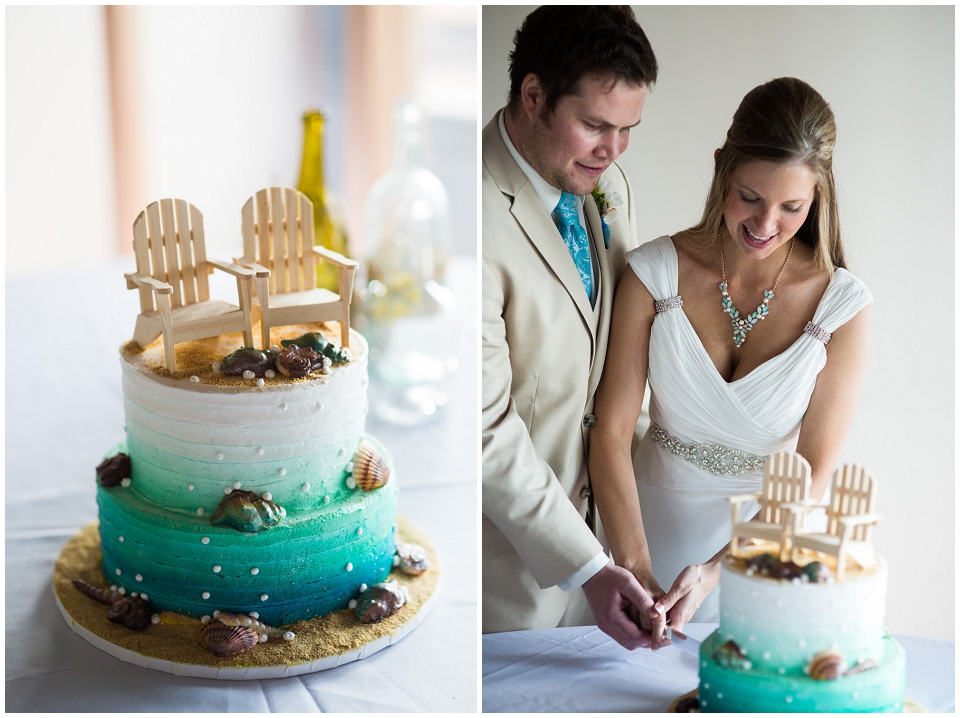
[
  {"left": 698, "top": 630, "right": 906, "bottom": 712},
  {"left": 96, "top": 438, "right": 398, "bottom": 626}
]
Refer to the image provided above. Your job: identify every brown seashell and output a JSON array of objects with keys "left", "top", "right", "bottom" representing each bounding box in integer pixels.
[
  {"left": 768, "top": 561, "right": 804, "bottom": 581},
  {"left": 198, "top": 622, "right": 260, "bottom": 657},
  {"left": 107, "top": 595, "right": 153, "bottom": 631},
  {"left": 674, "top": 695, "right": 701, "bottom": 713},
  {"left": 352, "top": 440, "right": 390, "bottom": 491},
  {"left": 72, "top": 579, "right": 122, "bottom": 606},
  {"left": 211, "top": 490, "right": 286, "bottom": 532},
  {"left": 396, "top": 541, "right": 429, "bottom": 575},
  {"left": 713, "top": 640, "right": 750, "bottom": 669},
  {"left": 219, "top": 347, "right": 277, "bottom": 377},
  {"left": 275, "top": 344, "right": 325, "bottom": 378},
  {"left": 807, "top": 649, "right": 847, "bottom": 680},
  {"left": 354, "top": 581, "right": 406, "bottom": 624},
  {"left": 96, "top": 453, "right": 131, "bottom": 488}
]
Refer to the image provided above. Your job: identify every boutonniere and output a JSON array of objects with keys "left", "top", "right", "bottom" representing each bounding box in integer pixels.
[{"left": 591, "top": 180, "right": 622, "bottom": 249}]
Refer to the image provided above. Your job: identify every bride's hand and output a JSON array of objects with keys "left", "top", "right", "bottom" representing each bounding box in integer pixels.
[
  {"left": 628, "top": 572, "right": 670, "bottom": 649},
  {"left": 654, "top": 562, "right": 721, "bottom": 633}
]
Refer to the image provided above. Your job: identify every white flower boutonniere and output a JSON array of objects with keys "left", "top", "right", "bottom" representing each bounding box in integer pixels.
[{"left": 591, "top": 179, "right": 623, "bottom": 249}]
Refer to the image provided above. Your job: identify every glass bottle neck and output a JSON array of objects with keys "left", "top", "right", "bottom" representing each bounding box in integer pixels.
[
  {"left": 392, "top": 101, "right": 423, "bottom": 169},
  {"left": 298, "top": 110, "right": 326, "bottom": 194}
]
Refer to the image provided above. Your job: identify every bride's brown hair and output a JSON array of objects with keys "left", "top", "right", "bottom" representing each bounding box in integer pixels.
[{"left": 687, "top": 77, "right": 845, "bottom": 274}]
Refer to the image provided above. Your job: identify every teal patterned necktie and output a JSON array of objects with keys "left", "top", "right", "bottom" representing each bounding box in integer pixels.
[{"left": 554, "top": 192, "right": 593, "bottom": 300}]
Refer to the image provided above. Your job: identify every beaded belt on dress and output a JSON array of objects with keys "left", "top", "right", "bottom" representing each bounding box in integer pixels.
[{"left": 648, "top": 422, "right": 768, "bottom": 476}]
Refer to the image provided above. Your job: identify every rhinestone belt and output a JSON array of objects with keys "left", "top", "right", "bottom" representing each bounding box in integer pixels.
[{"left": 648, "top": 422, "right": 768, "bottom": 476}]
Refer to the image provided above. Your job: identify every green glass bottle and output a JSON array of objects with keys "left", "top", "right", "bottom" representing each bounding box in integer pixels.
[{"left": 296, "top": 109, "right": 351, "bottom": 290}]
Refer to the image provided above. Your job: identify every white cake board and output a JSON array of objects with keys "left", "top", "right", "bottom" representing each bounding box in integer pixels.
[{"left": 53, "top": 585, "right": 438, "bottom": 680}]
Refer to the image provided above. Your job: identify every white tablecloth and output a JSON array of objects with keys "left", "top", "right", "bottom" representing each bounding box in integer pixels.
[
  {"left": 482, "top": 624, "right": 955, "bottom": 713},
  {"left": 5, "top": 256, "right": 478, "bottom": 712}
]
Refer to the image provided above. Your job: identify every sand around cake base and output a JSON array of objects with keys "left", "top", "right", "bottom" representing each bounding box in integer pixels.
[
  {"left": 666, "top": 689, "right": 927, "bottom": 713},
  {"left": 53, "top": 518, "right": 439, "bottom": 680}
]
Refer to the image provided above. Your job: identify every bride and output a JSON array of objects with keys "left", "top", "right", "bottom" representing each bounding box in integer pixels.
[{"left": 588, "top": 77, "right": 872, "bottom": 647}]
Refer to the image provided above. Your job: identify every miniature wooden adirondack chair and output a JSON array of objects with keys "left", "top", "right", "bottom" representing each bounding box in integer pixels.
[
  {"left": 236, "top": 187, "right": 357, "bottom": 350},
  {"left": 728, "top": 451, "right": 815, "bottom": 560},
  {"left": 124, "top": 199, "right": 256, "bottom": 373},
  {"left": 788, "top": 464, "right": 882, "bottom": 579}
]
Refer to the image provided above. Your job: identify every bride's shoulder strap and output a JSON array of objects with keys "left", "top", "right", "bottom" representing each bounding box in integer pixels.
[
  {"left": 625, "top": 235, "right": 677, "bottom": 299},
  {"left": 811, "top": 268, "right": 873, "bottom": 331}
]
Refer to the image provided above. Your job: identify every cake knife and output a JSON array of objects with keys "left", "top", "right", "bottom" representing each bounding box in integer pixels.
[{"left": 666, "top": 626, "right": 702, "bottom": 658}]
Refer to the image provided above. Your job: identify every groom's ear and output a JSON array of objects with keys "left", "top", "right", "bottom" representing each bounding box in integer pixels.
[{"left": 520, "top": 73, "right": 547, "bottom": 120}]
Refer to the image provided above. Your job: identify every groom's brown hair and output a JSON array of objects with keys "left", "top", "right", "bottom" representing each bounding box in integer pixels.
[{"left": 507, "top": 6, "right": 658, "bottom": 114}]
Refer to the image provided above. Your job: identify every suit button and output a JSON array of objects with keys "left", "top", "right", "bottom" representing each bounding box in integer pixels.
[
  {"left": 579, "top": 484, "right": 592, "bottom": 500},
  {"left": 582, "top": 414, "right": 597, "bottom": 428}
]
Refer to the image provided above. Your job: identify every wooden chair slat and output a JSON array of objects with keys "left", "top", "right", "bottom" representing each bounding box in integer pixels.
[
  {"left": 146, "top": 202, "right": 166, "bottom": 285},
  {"left": 190, "top": 203, "right": 210, "bottom": 302},
  {"left": 300, "top": 193, "right": 316, "bottom": 288},
  {"left": 175, "top": 199, "right": 197, "bottom": 305},
  {"left": 271, "top": 186, "right": 294, "bottom": 293},
  {"left": 283, "top": 187, "right": 303, "bottom": 292},
  {"left": 160, "top": 199, "right": 184, "bottom": 307},
  {"left": 257, "top": 189, "right": 276, "bottom": 294},
  {"left": 132, "top": 212, "right": 155, "bottom": 312},
  {"left": 241, "top": 198, "right": 257, "bottom": 265}
]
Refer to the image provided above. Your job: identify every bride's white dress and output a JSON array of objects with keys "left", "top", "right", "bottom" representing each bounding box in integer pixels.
[{"left": 627, "top": 236, "right": 872, "bottom": 622}]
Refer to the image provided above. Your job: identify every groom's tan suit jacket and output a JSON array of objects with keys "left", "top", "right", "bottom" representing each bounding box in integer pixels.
[{"left": 482, "top": 111, "right": 638, "bottom": 632}]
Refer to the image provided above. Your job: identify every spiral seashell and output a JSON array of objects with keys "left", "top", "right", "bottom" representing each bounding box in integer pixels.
[
  {"left": 96, "top": 453, "right": 131, "bottom": 488},
  {"left": 107, "top": 595, "right": 153, "bottom": 631},
  {"left": 198, "top": 622, "right": 260, "bottom": 657},
  {"left": 843, "top": 659, "right": 878, "bottom": 677},
  {"left": 281, "top": 332, "right": 350, "bottom": 363},
  {"left": 352, "top": 441, "right": 390, "bottom": 491},
  {"left": 211, "top": 490, "right": 286, "bottom": 532},
  {"left": 275, "top": 344, "right": 326, "bottom": 378},
  {"left": 807, "top": 649, "right": 847, "bottom": 680},
  {"left": 218, "top": 347, "right": 276, "bottom": 377},
  {"left": 803, "top": 561, "right": 831, "bottom": 584},
  {"left": 354, "top": 580, "right": 406, "bottom": 624},
  {"left": 396, "top": 541, "right": 430, "bottom": 575},
  {"left": 216, "top": 611, "right": 291, "bottom": 639},
  {"left": 713, "top": 639, "right": 750, "bottom": 669},
  {"left": 72, "top": 579, "right": 122, "bottom": 606}
]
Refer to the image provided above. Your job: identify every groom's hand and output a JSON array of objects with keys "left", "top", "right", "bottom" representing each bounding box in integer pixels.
[{"left": 582, "top": 563, "right": 661, "bottom": 650}]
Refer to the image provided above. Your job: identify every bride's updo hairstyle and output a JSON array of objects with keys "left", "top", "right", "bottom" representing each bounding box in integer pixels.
[{"left": 690, "top": 77, "right": 845, "bottom": 274}]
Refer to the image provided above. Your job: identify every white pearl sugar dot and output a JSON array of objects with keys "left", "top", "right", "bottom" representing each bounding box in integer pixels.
[
  {"left": 212, "top": 362, "right": 222, "bottom": 373},
  {"left": 188, "top": 484, "right": 195, "bottom": 491},
  {"left": 357, "top": 528, "right": 363, "bottom": 536},
  {"left": 201, "top": 537, "right": 210, "bottom": 544},
  {"left": 135, "top": 574, "right": 143, "bottom": 582},
  {"left": 278, "top": 468, "right": 286, "bottom": 477},
  {"left": 256, "top": 447, "right": 265, "bottom": 456},
  {"left": 251, "top": 567, "right": 260, "bottom": 575},
  {"left": 116, "top": 568, "right": 122, "bottom": 576},
  {"left": 224, "top": 487, "right": 233, "bottom": 495},
  {"left": 213, "top": 565, "right": 221, "bottom": 573},
  {"left": 260, "top": 594, "right": 269, "bottom": 602},
  {"left": 348, "top": 599, "right": 357, "bottom": 609},
  {"left": 201, "top": 615, "right": 211, "bottom": 624},
  {"left": 346, "top": 563, "right": 353, "bottom": 572},
  {"left": 262, "top": 492, "right": 272, "bottom": 501},
  {"left": 140, "top": 593, "right": 148, "bottom": 600},
  {"left": 216, "top": 451, "right": 224, "bottom": 461},
  {"left": 243, "top": 370, "right": 255, "bottom": 380},
  {"left": 190, "top": 375, "right": 200, "bottom": 383},
  {"left": 151, "top": 614, "right": 160, "bottom": 624},
  {"left": 346, "top": 477, "right": 357, "bottom": 490},
  {"left": 346, "top": 461, "right": 355, "bottom": 473},
  {"left": 202, "top": 591, "right": 211, "bottom": 599},
  {"left": 278, "top": 403, "right": 287, "bottom": 410},
  {"left": 785, "top": 696, "right": 793, "bottom": 704},
  {"left": 302, "top": 483, "right": 311, "bottom": 493},
  {"left": 118, "top": 587, "right": 126, "bottom": 595},
  {"left": 265, "top": 370, "right": 275, "bottom": 379},
  {"left": 259, "top": 633, "right": 269, "bottom": 643},
  {"left": 213, "top": 610, "right": 221, "bottom": 618},
  {"left": 339, "top": 448, "right": 346, "bottom": 457},
  {"left": 119, "top": 536, "right": 125, "bottom": 542},
  {"left": 233, "top": 481, "right": 241, "bottom": 489},
  {"left": 256, "top": 378, "right": 264, "bottom": 387},
  {"left": 283, "top": 631, "right": 295, "bottom": 641},
  {"left": 393, "top": 555, "right": 400, "bottom": 567},
  {"left": 359, "top": 583, "right": 368, "bottom": 593},
  {"left": 121, "top": 478, "right": 131, "bottom": 487},
  {"left": 197, "top": 508, "right": 205, "bottom": 516},
  {"left": 717, "top": 693, "right": 723, "bottom": 700}
]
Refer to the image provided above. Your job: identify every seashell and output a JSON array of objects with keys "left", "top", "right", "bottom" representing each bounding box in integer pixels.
[
  {"left": 674, "top": 695, "right": 700, "bottom": 713},
  {"left": 396, "top": 541, "right": 430, "bottom": 575},
  {"left": 352, "top": 440, "right": 390, "bottom": 491},
  {"left": 96, "top": 453, "right": 131, "bottom": 488},
  {"left": 807, "top": 649, "right": 847, "bottom": 680},
  {"left": 219, "top": 347, "right": 275, "bottom": 377},
  {"left": 197, "top": 622, "right": 259, "bottom": 657},
  {"left": 843, "top": 659, "right": 878, "bottom": 677},
  {"left": 72, "top": 578, "right": 122, "bottom": 606},
  {"left": 107, "top": 595, "right": 153, "bottom": 631},
  {"left": 713, "top": 640, "right": 749, "bottom": 669},
  {"left": 803, "top": 561, "right": 831, "bottom": 584},
  {"left": 768, "top": 561, "right": 804, "bottom": 581},
  {"left": 281, "top": 332, "right": 350, "bottom": 363},
  {"left": 216, "top": 611, "right": 291, "bottom": 639},
  {"left": 745, "top": 552, "right": 778, "bottom": 575},
  {"left": 211, "top": 490, "right": 286, "bottom": 532},
  {"left": 354, "top": 580, "right": 406, "bottom": 624},
  {"left": 275, "top": 344, "right": 326, "bottom": 379}
]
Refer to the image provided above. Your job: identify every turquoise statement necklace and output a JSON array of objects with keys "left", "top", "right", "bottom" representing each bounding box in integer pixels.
[{"left": 718, "top": 226, "right": 794, "bottom": 347}]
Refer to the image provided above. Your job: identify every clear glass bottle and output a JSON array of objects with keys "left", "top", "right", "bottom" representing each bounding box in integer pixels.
[
  {"left": 296, "top": 109, "right": 351, "bottom": 291},
  {"left": 362, "top": 100, "right": 457, "bottom": 425}
]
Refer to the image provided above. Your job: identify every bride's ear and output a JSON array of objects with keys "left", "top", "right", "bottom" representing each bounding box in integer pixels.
[{"left": 714, "top": 148, "right": 721, "bottom": 162}]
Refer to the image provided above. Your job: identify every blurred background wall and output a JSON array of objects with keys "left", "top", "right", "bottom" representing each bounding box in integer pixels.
[
  {"left": 483, "top": 5, "right": 954, "bottom": 642},
  {"left": 6, "top": 5, "right": 477, "bottom": 276}
]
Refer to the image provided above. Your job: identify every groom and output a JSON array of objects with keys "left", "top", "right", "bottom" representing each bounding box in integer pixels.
[{"left": 482, "top": 6, "right": 661, "bottom": 648}]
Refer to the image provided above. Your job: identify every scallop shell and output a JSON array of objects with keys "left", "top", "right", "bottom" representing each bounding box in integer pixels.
[
  {"left": 281, "top": 332, "right": 350, "bottom": 363},
  {"left": 216, "top": 611, "right": 288, "bottom": 638},
  {"left": 275, "top": 344, "right": 326, "bottom": 378},
  {"left": 352, "top": 441, "right": 390, "bottom": 491},
  {"left": 396, "top": 541, "right": 429, "bottom": 576},
  {"left": 107, "top": 595, "right": 153, "bottom": 631},
  {"left": 211, "top": 490, "right": 286, "bottom": 532},
  {"left": 96, "top": 453, "right": 131, "bottom": 488},
  {"left": 198, "top": 622, "right": 259, "bottom": 657},
  {"left": 807, "top": 649, "right": 847, "bottom": 680},
  {"left": 219, "top": 347, "right": 276, "bottom": 377},
  {"left": 713, "top": 639, "right": 749, "bottom": 669},
  {"left": 354, "top": 580, "right": 406, "bottom": 624}
]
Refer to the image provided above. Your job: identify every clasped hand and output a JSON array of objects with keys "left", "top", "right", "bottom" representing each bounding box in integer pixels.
[{"left": 581, "top": 563, "right": 665, "bottom": 650}]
